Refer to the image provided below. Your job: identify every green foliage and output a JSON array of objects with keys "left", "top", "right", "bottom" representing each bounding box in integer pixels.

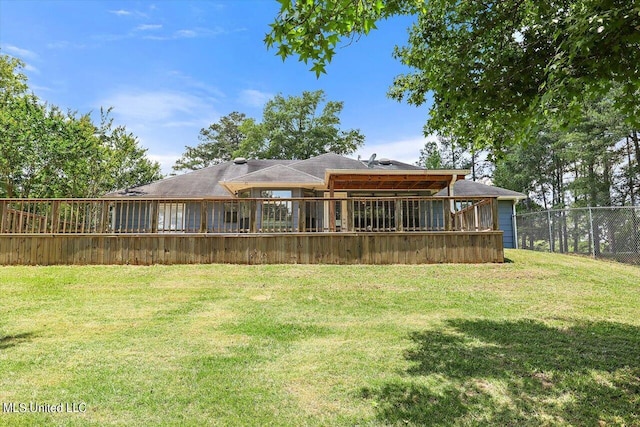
[
  {"left": 417, "top": 135, "right": 488, "bottom": 182},
  {"left": 0, "top": 54, "right": 161, "bottom": 198},
  {"left": 416, "top": 140, "right": 443, "bottom": 169},
  {"left": 94, "top": 109, "right": 163, "bottom": 195},
  {"left": 238, "top": 90, "right": 365, "bottom": 160},
  {"left": 267, "top": 0, "right": 640, "bottom": 148},
  {"left": 173, "top": 112, "right": 247, "bottom": 172},
  {"left": 493, "top": 90, "right": 636, "bottom": 209},
  {"left": 172, "top": 91, "right": 364, "bottom": 170},
  {"left": 265, "top": 0, "right": 419, "bottom": 77}
]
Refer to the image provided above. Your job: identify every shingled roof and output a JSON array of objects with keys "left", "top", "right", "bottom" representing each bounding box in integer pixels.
[
  {"left": 106, "top": 153, "right": 522, "bottom": 199},
  {"left": 106, "top": 153, "right": 415, "bottom": 197},
  {"left": 435, "top": 180, "right": 526, "bottom": 199},
  {"left": 105, "top": 159, "right": 295, "bottom": 197}
]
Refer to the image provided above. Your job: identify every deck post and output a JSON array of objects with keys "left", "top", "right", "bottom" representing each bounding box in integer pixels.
[
  {"left": 395, "top": 199, "right": 403, "bottom": 232},
  {"left": 51, "top": 201, "right": 60, "bottom": 233},
  {"left": 329, "top": 187, "right": 336, "bottom": 232},
  {"left": 100, "top": 201, "right": 110, "bottom": 233},
  {"left": 299, "top": 200, "right": 306, "bottom": 232},
  {"left": 444, "top": 199, "right": 452, "bottom": 231},
  {"left": 150, "top": 200, "right": 159, "bottom": 233},
  {"left": 250, "top": 200, "right": 258, "bottom": 233},
  {"left": 199, "top": 201, "right": 207, "bottom": 233},
  {"left": 0, "top": 200, "right": 6, "bottom": 233},
  {"left": 492, "top": 198, "right": 499, "bottom": 231}
]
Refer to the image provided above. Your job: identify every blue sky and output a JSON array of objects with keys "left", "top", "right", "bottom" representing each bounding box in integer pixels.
[{"left": 0, "top": 0, "right": 434, "bottom": 174}]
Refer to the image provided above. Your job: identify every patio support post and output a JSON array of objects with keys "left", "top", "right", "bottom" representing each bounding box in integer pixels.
[
  {"left": 329, "top": 182, "right": 336, "bottom": 232},
  {"left": 448, "top": 176, "right": 456, "bottom": 214},
  {"left": 299, "top": 200, "right": 306, "bottom": 232},
  {"left": 492, "top": 198, "right": 499, "bottom": 231}
]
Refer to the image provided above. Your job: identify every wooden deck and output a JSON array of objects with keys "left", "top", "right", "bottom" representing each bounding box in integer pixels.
[
  {"left": 0, "top": 232, "right": 504, "bottom": 265},
  {"left": 0, "top": 196, "right": 503, "bottom": 265}
]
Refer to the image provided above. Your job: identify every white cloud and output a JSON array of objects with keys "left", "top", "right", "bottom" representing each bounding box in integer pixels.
[
  {"left": 101, "top": 90, "right": 213, "bottom": 123},
  {"left": 46, "top": 41, "right": 69, "bottom": 49},
  {"left": 143, "top": 27, "right": 225, "bottom": 41},
  {"left": 356, "top": 134, "right": 438, "bottom": 166},
  {"left": 46, "top": 40, "right": 88, "bottom": 50},
  {"left": 175, "top": 29, "right": 197, "bottom": 38},
  {"left": 2, "top": 44, "right": 38, "bottom": 60},
  {"left": 23, "top": 63, "right": 40, "bottom": 74},
  {"left": 30, "top": 84, "right": 55, "bottom": 93},
  {"left": 109, "top": 9, "right": 131, "bottom": 16},
  {"left": 238, "top": 89, "right": 272, "bottom": 108},
  {"left": 167, "top": 70, "right": 225, "bottom": 99},
  {"left": 147, "top": 153, "right": 182, "bottom": 175},
  {"left": 98, "top": 89, "right": 219, "bottom": 175},
  {"left": 136, "top": 24, "right": 162, "bottom": 31}
]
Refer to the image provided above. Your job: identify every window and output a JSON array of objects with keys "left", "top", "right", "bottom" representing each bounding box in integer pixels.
[
  {"left": 157, "top": 203, "right": 185, "bottom": 231},
  {"left": 260, "top": 190, "right": 293, "bottom": 231},
  {"left": 260, "top": 190, "right": 291, "bottom": 198},
  {"left": 224, "top": 203, "right": 238, "bottom": 223}
]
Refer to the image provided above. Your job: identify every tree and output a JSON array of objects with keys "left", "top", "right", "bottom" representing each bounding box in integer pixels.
[
  {"left": 173, "top": 112, "right": 247, "bottom": 172},
  {"left": 416, "top": 140, "right": 443, "bottom": 169},
  {"left": 94, "top": 109, "right": 163, "bottom": 196},
  {"left": 266, "top": 0, "right": 640, "bottom": 149},
  {"left": 417, "top": 135, "right": 487, "bottom": 180},
  {"left": 238, "top": 90, "right": 364, "bottom": 159},
  {"left": 0, "top": 54, "right": 161, "bottom": 198}
]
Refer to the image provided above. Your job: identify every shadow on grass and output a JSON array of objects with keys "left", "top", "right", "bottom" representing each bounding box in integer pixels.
[
  {"left": 0, "top": 332, "right": 34, "bottom": 350},
  {"left": 362, "top": 319, "right": 640, "bottom": 426}
]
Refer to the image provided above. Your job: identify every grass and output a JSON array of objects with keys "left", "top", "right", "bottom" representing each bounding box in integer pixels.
[{"left": 0, "top": 249, "right": 639, "bottom": 426}]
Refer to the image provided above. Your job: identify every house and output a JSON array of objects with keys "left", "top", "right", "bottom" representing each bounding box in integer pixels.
[
  {"left": 105, "top": 153, "right": 524, "bottom": 241},
  {"left": 435, "top": 180, "right": 526, "bottom": 248},
  {"left": 105, "top": 153, "right": 471, "bottom": 233},
  {"left": 0, "top": 153, "right": 522, "bottom": 265}
]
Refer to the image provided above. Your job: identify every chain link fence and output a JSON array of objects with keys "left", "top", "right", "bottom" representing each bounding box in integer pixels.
[{"left": 515, "top": 207, "right": 640, "bottom": 265}]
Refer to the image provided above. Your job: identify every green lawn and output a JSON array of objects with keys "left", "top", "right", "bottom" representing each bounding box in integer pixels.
[{"left": 1, "top": 250, "right": 639, "bottom": 426}]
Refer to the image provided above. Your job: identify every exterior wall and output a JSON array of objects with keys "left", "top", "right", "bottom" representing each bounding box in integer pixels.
[
  {"left": 428, "top": 200, "right": 445, "bottom": 230},
  {"left": 498, "top": 200, "right": 515, "bottom": 248},
  {"left": 113, "top": 203, "right": 150, "bottom": 232},
  {"left": 111, "top": 195, "right": 502, "bottom": 235},
  {"left": 0, "top": 232, "right": 504, "bottom": 265}
]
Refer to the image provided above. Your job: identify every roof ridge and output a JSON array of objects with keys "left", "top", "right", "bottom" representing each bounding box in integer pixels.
[
  {"left": 289, "top": 152, "right": 341, "bottom": 166},
  {"left": 223, "top": 163, "right": 324, "bottom": 182}
]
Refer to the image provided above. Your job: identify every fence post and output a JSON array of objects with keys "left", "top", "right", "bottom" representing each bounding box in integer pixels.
[
  {"left": 588, "top": 207, "right": 596, "bottom": 259},
  {"left": 547, "top": 210, "right": 553, "bottom": 252}
]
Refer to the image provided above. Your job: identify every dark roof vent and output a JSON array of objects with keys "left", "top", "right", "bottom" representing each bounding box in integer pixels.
[
  {"left": 378, "top": 158, "right": 392, "bottom": 165},
  {"left": 233, "top": 157, "right": 247, "bottom": 165}
]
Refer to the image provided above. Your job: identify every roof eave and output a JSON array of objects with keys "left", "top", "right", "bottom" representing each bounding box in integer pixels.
[{"left": 220, "top": 181, "right": 327, "bottom": 194}]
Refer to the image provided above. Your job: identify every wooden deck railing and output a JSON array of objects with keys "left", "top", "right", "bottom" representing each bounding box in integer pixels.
[{"left": 0, "top": 196, "right": 499, "bottom": 234}]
